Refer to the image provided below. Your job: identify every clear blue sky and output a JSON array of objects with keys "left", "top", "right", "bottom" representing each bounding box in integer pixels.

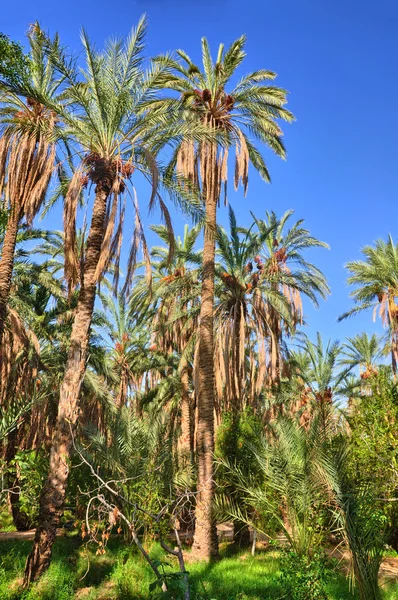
[{"left": 2, "top": 0, "right": 398, "bottom": 345}]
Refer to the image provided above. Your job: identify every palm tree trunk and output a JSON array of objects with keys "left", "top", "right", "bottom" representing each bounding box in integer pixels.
[
  {"left": 269, "top": 303, "right": 281, "bottom": 386},
  {"left": 231, "top": 314, "right": 250, "bottom": 548},
  {"left": 192, "top": 149, "right": 219, "bottom": 560},
  {"left": 391, "top": 330, "right": 398, "bottom": 376},
  {"left": 178, "top": 358, "right": 194, "bottom": 465},
  {"left": 24, "top": 185, "right": 109, "bottom": 585},
  {"left": 0, "top": 206, "right": 20, "bottom": 349}
]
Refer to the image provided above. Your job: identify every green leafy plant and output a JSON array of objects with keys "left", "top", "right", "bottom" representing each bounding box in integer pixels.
[
  {"left": 0, "top": 32, "right": 30, "bottom": 86},
  {"left": 7, "top": 449, "right": 48, "bottom": 526},
  {"left": 280, "top": 550, "right": 329, "bottom": 600},
  {"left": 149, "top": 559, "right": 189, "bottom": 600}
]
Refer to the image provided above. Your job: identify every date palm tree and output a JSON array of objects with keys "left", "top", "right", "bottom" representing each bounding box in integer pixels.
[
  {"left": 289, "top": 333, "right": 349, "bottom": 430},
  {"left": 253, "top": 210, "right": 329, "bottom": 383},
  {"left": 131, "top": 223, "right": 202, "bottom": 463},
  {"left": 24, "top": 19, "right": 205, "bottom": 584},
  {"left": 340, "top": 332, "right": 383, "bottom": 378},
  {"left": 98, "top": 292, "right": 149, "bottom": 410},
  {"left": 214, "top": 207, "right": 290, "bottom": 414},
  {"left": 339, "top": 235, "right": 398, "bottom": 374},
  {"left": 159, "top": 36, "right": 294, "bottom": 559},
  {"left": 0, "top": 26, "right": 61, "bottom": 348}
]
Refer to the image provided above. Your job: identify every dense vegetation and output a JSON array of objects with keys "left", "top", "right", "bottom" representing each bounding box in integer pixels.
[{"left": 0, "top": 20, "right": 397, "bottom": 600}]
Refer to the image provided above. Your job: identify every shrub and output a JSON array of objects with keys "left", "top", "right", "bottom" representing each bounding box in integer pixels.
[{"left": 279, "top": 550, "right": 329, "bottom": 600}]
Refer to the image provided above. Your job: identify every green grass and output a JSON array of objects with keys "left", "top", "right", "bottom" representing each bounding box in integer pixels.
[{"left": 0, "top": 536, "right": 396, "bottom": 599}]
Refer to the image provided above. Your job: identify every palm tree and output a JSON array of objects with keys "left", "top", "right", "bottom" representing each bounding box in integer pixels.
[
  {"left": 339, "top": 235, "right": 398, "bottom": 373},
  {"left": 289, "top": 333, "right": 349, "bottom": 429},
  {"left": 253, "top": 210, "right": 329, "bottom": 383},
  {"left": 160, "top": 36, "right": 294, "bottom": 559},
  {"left": 0, "top": 225, "right": 64, "bottom": 531},
  {"left": 132, "top": 222, "right": 202, "bottom": 463},
  {"left": 214, "top": 207, "right": 290, "bottom": 414},
  {"left": 218, "top": 413, "right": 336, "bottom": 558},
  {"left": 0, "top": 26, "right": 61, "bottom": 348},
  {"left": 98, "top": 292, "right": 148, "bottom": 410},
  {"left": 24, "top": 19, "right": 204, "bottom": 583},
  {"left": 340, "top": 332, "right": 383, "bottom": 378}
]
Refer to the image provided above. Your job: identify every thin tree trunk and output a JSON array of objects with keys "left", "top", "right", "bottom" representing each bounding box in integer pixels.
[
  {"left": 269, "top": 303, "right": 281, "bottom": 386},
  {"left": 178, "top": 357, "right": 194, "bottom": 464},
  {"left": 391, "top": 330, "right": 398, "bottom": 376},
  {"left": 192, "top": 147, "right": 219, "bottom": 560},
  {"left": 5, "top": 425, "right": 30, "bottom": 531},
  {"left": 24, "top": 185, "right": 108, "bottom": 585},
  {"left": 0, "top": 206, "right": 20, "bottom": 350},
  {"left": 230, "top": 312, "right": 250, "bottom": 548},
  {"left": 116, "top": 371, "right": 128, "bottom": 409}
]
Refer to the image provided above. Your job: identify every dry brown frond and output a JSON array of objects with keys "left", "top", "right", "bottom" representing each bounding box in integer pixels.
[
  {"left": 233, "top": 129, "right": 249, "bottom": 196},
  {"left": 0, "top": 132, "right": 11, "bottom": 197},
  {"left": 63, "top": 166, "right": 84, "bottom": 296}
]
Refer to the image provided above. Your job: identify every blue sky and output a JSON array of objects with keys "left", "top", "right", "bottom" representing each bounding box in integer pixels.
[{"left": 2, "top": 0, "right": 398, "bottom": 345}]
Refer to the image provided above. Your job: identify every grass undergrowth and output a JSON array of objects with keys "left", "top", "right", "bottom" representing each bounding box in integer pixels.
[{"left": 0, "top": 536, "right": 396, "bottom": 599}]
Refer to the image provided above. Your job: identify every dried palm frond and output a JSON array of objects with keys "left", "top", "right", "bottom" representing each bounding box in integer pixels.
[{"left": 63, "top": 166, "right": 84, "bottom": 295}]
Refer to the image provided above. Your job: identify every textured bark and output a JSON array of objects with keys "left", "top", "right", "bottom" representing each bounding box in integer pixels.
[
  {"left": 230, "top": 316, "right": 250, "bottom": 549},
  {"left": 178, "top": 358, "right": 194, "bottom": 465},
  {"left": 268, "top": 301, "right": 281, "bottom": 385},
  {"left": 0, "top": 206, "right": 20, "bottom": 350},
  {"left": 192, "top": 152, "right": 219, "bottom": 560},
  {"left": 24, "top": 185, "right": 109, "bottom": 585}
]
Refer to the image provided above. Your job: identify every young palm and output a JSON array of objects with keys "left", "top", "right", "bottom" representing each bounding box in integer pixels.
[
  {"left": 253, "top": 210, "right": 329, "bottom": 383},
  {"left": 159, "top": 36, "right": 294, "bottom": 559},
  {"left": 290, "top": 333, "right": 349, "bottom": 429},
  {"left": 24, "top": 19, "right": 204, "bottom": 583},
  {"left": 339, "top": 235, "right": 398, "bottom": 373},
  {"left": 0, "top": 26, "right": 61, "bottom": 347},
  {"left": 218, "top": 413, "right": 337, "bottom": 557},
  {"left": 98, "top": 292, "right": 148, "bottom": 410},
  {"left": 340, "top": 332, "right": 383, "bottom": 378}
]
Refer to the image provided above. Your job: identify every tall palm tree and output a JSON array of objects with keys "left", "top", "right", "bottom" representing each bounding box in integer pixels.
[
  {"left": 253, "top": 210, "right": 329, "bottom": 383},
  {"left": 0, "top": 26, "right": 61, "bottom": 348},
  {"left": 339, "top": 235, "right": 398, "bottom": 373},
  {"left": 24, "top": 19, "right": 204, "bottom": 583},
  {"left": 160, "top": 36, "right": 294, "bottom": 559},
  {"left": 0, "top": 225, "right": 65, "bottom": 531}
]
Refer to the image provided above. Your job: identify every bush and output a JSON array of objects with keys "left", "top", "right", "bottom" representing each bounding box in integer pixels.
[{"left": 280, "top": 550, "right": 329, "bottom": 600}]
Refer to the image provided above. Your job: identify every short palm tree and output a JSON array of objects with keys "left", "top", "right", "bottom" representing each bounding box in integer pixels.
[
  {"left": 98, "top": 292, "right": 148, "bottom": 410},
  {"left": 218, "top": 413, "right": 336, "bottom": 557},
  {"left": 0, "top": 26, "right": 61, "bottom": 346},
  {"left": 339, "top": 235, "right": 398, "bottom": 373},
  {"left": 159, "top": 36, "right": 294, "bottom": 559},
  {"left": 24, "top": 20, "right": 205, "bottom": 584},
  {"left": 289, "top": 333, "right": 349, "bottom": 429},
  {"left": 340, "top": 332, "right": 383, "bottom": 378}
]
